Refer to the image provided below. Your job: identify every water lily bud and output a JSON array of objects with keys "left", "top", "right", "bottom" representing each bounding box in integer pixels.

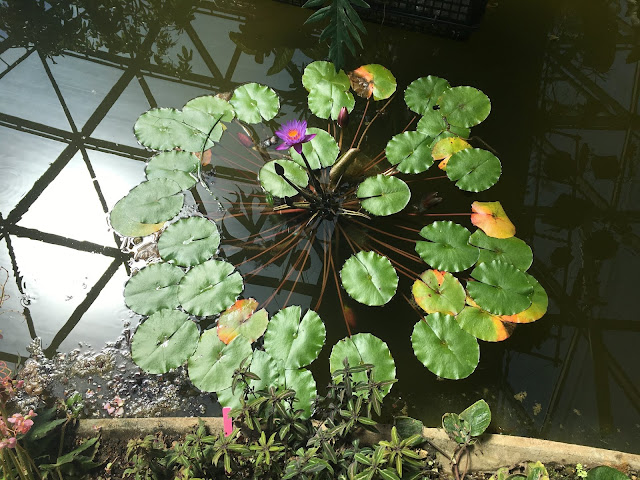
[
  {"left": 337, "top": 107, "right": 349, "bottom": 128},
  {"left": 274, "top": 162, "right": 285, "bottom": 176}
]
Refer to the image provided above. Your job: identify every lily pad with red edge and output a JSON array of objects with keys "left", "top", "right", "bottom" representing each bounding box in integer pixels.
[
  {"left": 357, "top": 174, "right": 411, "bottom": 216},
  {"left": 436, "top": 86, "right": 491, "bottom": 128},
  {"left": 415, "top": 221, "right": 479, "bottom": 272},
  {"left": 446, "top": 148, "right": 501, "bottom": 192},
  {"left": 500, "top": 274, "right": 548, "bottom": 324},
  {"left": 217, "top": 298, "right": 269, "bottom": 344},
  {"left": 404, "top": 76, "right": 451, "bottom": 115},
  {"left": 259, "top": 160, "right": 309, "bottom": 198},
  {"left": 467, "top": 260, "right": 534, "bottom": 316},
  {"left": 471, "top": 201, "right": 516, "bottom": 239},
  {"left": 340, "top": 251, "right": 399, "bottom": 306},
  {"left": 412, "top": 270, "right": 465, "bottom": 316},
  {"left": 468, "top": 230, "right": 533, "bottom": 271},
  {"left": 411, "top": 313, "right": 479, "bottom": 380},
  {"left": 431, "top": 137, "right": 472, "bottom": 171},
  {"left": 456, "top": 305, "right": 514, "bottom": 342},
  {"left": 385, "top": 131, "right": 435, "bottom": 174},
  {"left": 348, "top": 64, "right": 396, "bottom": 100}
]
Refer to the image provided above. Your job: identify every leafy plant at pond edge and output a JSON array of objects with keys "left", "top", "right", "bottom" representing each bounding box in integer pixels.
[{"left": 110, "top": 60, "right": 547, "bottom": 388}]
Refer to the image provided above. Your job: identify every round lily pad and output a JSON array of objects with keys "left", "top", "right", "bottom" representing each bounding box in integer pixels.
[
  {"left": 303, "top": 61, "right": 354, "bottom": 120},
  {"left": 248, "top": 350, "right": 284, "bottom": 392},
  {"left": 431, "top": 137, "right": 472, "bottom": 161},
  {"left": 158, "top": 217, "right": 220, "bottom": 267},
  {"left": 259, "top": 160, "right": 309, "bottom": 198},
  {"left": 385, "top": 131, "right": 434, "bottom": 174},
  {"left": 471, "top": 201, "right": 516, "bottom": 239},
  {"left": 217, "top": 299, "right": 269, "bottom": 344},
  {"left": 134, "top": 107, "right": 193, "bottom": 151},
  {"left": 417, "top": 110, "right": 447, "bottom": 137},
  {"left": 263, "top": 306, "right": 326, "bottom": 369},
  {"left": 468, "top": 230, "right": 533, "bottom": 271},
  {"left": 412, "top": 270, "right": 465, "bottom": 316},
  {"left": 456, "top": 306, "right": 514, "bottom": 342},
  {"left": 178, "top": 259, "right": 244, "bottom": 317},
  {"left": 145, "top": 151, "right": 199, "bottom": 190},
  {"left": 467, "top": 260, "right": 534, "bottom": 316},
  {"left": 109, "top": 198, "right": 164, "bottom": 238},
  {"left": 411, "top": 313, "right": 479, "bottom": 380},
  {"left": 415, "top": 221, "right": 479, "bottom": 272},
  {"left": 119, "top": 178, "right": 184, "bottom": 224},
  {"left": 285, "top": 368, "right": 316, "bottom": 419},
  {"left": 500, "top": 274, "right": 547, "bottom": 324},
  {"left": 183, "top": 95, "right": 235, "bottom": 122},
  {"left": 230, "top": 83, "right": 279, "bottom": 124},
  {"left": 404, "top": 76, "right": 451, "bottom": 115},
  {"left": 436, "top": 86, "right": 491, "bottom": 128},
  {"left": 289, "top": 128, "right": 339, "bottom": 170},
  {"left": 131, "top": 309, "right": 199, "bottom": 374},
  {"left": 124, "top": 263, "right": 184, "bottom": 315},
  {"left": 357, "top": 174, "right": 411, "bottom": 216},
  {"left": 350, "top": 64, "right": 397, "bottom": 100},
  {"left": 330, "top": 333, "right": 396, "bottom": 397},
  {"left": 340, "top": 251, "right": 398, "bottom": 306},
  {"left": 446, "top": 148, "right": 501, "bottom": 192},
  {"left": 187, "top": 331, "right": 252, "bottom": 392}
]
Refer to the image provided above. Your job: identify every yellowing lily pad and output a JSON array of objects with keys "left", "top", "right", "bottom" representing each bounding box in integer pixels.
[
  {"left": 471, "top": 201, "right": 516, "bottom": 239},
  {"left": 348, "top": 64, "right": 397, "bottom": 100},
  {"left": 431, "top": 137, "right": 472, "bottom": 171},
  {"left": 456, "top": 306, "right": 514, "bottom": 342},
  {"left": 412, "top": 270, "right": 465, "bottom": 316},
  {"left": 217, "top": 298, "right": 269, "bottom": 344}
]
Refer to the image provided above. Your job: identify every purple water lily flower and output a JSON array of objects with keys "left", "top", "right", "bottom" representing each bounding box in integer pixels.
[{"left": 275, "top": 119, "right": 316, "bottom": 154}]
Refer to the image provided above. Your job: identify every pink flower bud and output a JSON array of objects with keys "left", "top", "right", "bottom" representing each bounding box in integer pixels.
[{"left": 337, "top": 107, "right": 349, "bottom": 128}]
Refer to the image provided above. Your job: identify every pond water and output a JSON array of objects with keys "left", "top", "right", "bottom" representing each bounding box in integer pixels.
[{"left": 1, "top": 0, "right": 639, "bottom": 453}]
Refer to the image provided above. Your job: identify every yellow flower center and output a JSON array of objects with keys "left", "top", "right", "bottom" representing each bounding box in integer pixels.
[{"left": 287, "top": 129, "right": 299, "bottom": 138}]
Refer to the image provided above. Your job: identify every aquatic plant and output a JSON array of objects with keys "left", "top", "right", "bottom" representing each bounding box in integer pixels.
[{"left": 110, "top": 60, "right": 547, "bottom": 390}]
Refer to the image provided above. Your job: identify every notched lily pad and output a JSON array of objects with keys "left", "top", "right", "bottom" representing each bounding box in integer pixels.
[
  {"left": 340, "top": 251, "right": 398, "bottom": 306},
  {"left": 158, "top": 217, "right": 220, "bottom": 267},
  {"left": 302, "top": 61, "right": 355, "bottom": 120},
  {"left": 385, "top": 131, "right": 434, "bottom": 174},
  {"left": 469, "top": 230, "right": 533, "bottom": 271},
  {"left": 412, "top": 270, "right": 465, "bottom": 316},
  {"left": 259, "top": 160, "right": 309, "bottom": 198},
  {"left": 119, "top": 178, "right": 184, "bottom": 225},
  {"left": 456, "top": 305, "right": 514, "bottom": 342},
  {"left": 230, "top": 83, "right": 279, "bottom": 124},
  {"left": 124, "top": 263, "right": 184, "bottom": 315},
  {"left": 348, "top": 64, "right": 397, "bottom": 100},
  {"left": 436, "top": 86, "right": 491, "bottom": 128},
  {"left": 467, "top": 260, "right": 534, "bottom": 316},
  {"left": 145, "top": 151, "right": 199, "bottom": 190},
  {"left": 471, "top": 201, "right": 516, "bottom": 239},
  {"left": 109, "top": 198, "right": 164, "bottom": 238},
  {"left": 357, "top": 174, "right": 411, "bottom": 216},
  {"left": 500, "top": 274, "right": 548, "bottom": 324},
  {"left": 415, "top": 221, "right": 479, "bottom": 272},
  {"left": 289, "top": 128, "right": 339, "bottom": 169},
  {"left": 404, "top": 76, "right": 451, "bottom": 115},
  {"left": 217, "top": 298, "right": 269, "bottom": 344},
  {"left": 446, "top": 148, "right": 501, "bottom": 192}
]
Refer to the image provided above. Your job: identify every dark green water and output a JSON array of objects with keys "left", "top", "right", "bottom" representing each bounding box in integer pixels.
[{"left": 0, "top": 0, "right": 638, "bottom": 453}]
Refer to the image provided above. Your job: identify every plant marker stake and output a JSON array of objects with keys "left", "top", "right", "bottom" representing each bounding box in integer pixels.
[{"left": 223, "top": 407, "right": 232, "bottom": 436}]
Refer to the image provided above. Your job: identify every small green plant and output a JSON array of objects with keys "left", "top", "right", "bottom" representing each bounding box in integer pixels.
[
  {"left": 576, "top": 463, "right": 588, "bottom": 479},
  {"left": 490, "top": 461, "right": 549, "bottom": 480}
]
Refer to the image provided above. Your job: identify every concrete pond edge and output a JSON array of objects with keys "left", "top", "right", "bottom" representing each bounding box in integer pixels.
[{"left": 76, "top": 417, "right": 640, "bottom": 474}]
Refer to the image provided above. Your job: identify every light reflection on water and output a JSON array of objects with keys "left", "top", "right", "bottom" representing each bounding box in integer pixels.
[{"left": 0, "top": 0, "right": 638, "bottom": 453}]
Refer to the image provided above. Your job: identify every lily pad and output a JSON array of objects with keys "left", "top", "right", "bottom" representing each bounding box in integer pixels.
[
  {"left": 289, "top": 128, "right": 339, "bottom": 169},
  {"left": 158, "top": 217, "right": 220, "bottom": 267},
  {"left": 468, "top": 230, "right": 533, "bottom": 271},
  {"left": 230, "top": 83, "right": 279, "bottom": 124},
  {"left": 411, "top": 313, "right": 479, "bottom": 380},
  {"left": 259, "top": 160, "right": 309, "bottom": 198},
  {"left": 436, "top": 86, "right": 491, "bottom": 128},
  {"left": 456, "top": 306, "right": 514, "bottom": 342},
  {"left": 285, "top": 368, "right": 316, "bottom": 419},
  {"left": 357, "top": 174, "right": 411, "bottom": 216},
  {"left": 500, "top": 274, "right": 548, "bottom": 324},
  {"left": 330, "top": 333, "right": 396, "bottom": 397},
  {"left": 303, "top": 61, "right": 355, "bottom": 120},
  {"left": 446, "top": 148, "right": 501, "bottom": 192},
  {"left": 340, "top": 251, "right": 398, "bottom": 306},
  {"left": 348, "top": 64, "right": 397, "bottom": 100},
  {"left": 417, "top": 110, "right": 448, "bottom": 137},
  {"left": 586, "top": 466, "right": 630, "bottom": 480},
  {"left": 183, "top": 95, "right": 235, "bottom": 122},
  {"left": 385, "top": 131, "right": 434, "bottom": 174},
  {"left": 109, "top": 198, "right": 164, "bottom": 238},
  {"left": 248, "top": 350, "right": 284, "bottom": 392},
  {"left": 404, "top": 76, "right": 451, "bottom": 115},
  {"left": 467, "top": 260, "right": 534, "bottom": 316},
  {"left": 217, "top": 298, "right": 269, "bottom": 344},
  {"left": 412, "top": 270, "right": 465, "bottom": 316},
  {"left": 131, "top": 309, "right": 199, "bottom": 374},
  {"left": 124, "top": 263, "right": 184, "bottom": 315},
  {"left": 145, "top": 151, "right": 199, "bottom": 190},
  {"left": 471, "top": 201, "right": 516, "bottom": 239},
  {"left": 187, "top": 331, "right": 252, "bottom": 392},
  {"left": 119, "top": 178, "right": 184, "bottom": 224},
  {"left": 263, "top": 306, "right": 326, "bottom": 369},
  {"left": 431, "top": 137, "right": 472, "bottom": 171},
  {"left": 178, "top": 260, "right": 243, "bottom": 317},
  {"left": 415, "top": 221, "right": 479, "bottom": 272}
]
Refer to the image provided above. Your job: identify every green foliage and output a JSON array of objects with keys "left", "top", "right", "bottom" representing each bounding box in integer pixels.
[{"left": 340, "top": 251, "right": 399, "bottom": 306}]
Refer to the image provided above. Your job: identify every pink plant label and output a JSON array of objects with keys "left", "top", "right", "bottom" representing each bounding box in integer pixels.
[{"left": 222, "top": 406, "right": 232, "bottom": 436}]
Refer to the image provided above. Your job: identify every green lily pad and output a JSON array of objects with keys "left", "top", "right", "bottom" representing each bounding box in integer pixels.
[
  {"left": 446, "top": 148, "right": 501, "bottom": 192},
  {"left": 158, "top": 217, "right": 220, "bottom": 267},
  {"left": 412, "top": 270, "right": 465, "bottom": 316},
  {"left": 352, "top": 64, "right": 397, "bottom": 100},
  {"left": 459, "top": 400, "right": 491, "bottom": 437},
  {"left": 263, "top": 306, "right": 326, "bottom": 369},
  {"left": 303, "top": 61, "right": 355, "bottom": 120},
  {"left": 469, "top": 230, "right": 533, "bottom": 271},
  {"left": 340, "top": 251, "right": 398, "bottom": 306},
  {"left": 230, "top": 83, "right": 279, "bottom": 124},
  {"left": 145, "top": 151, "right": 199, "bottom": 190},
  {"left": 124, "top": 263, "right": 184, "bottom": 315},
  {"left": 357, "top": 174, "right": 411, "bottom": 216},
  {"left": 415, "top": 221, "right": 479, "bottom": 272},
  {"left": 248, "top": 349, "right": 284, "bottom": 392},
  {"left": 411, "top": 313, "right": 479, "bottom": 380},
  {"left": 285, "top": 368, "right": 316, "bottom": 419},
  {"left": 586, "top": 466, "right": 630, "bottom": 480},
  {"left": 119, "top": 178, "right": 184, "bottom": 224},
  {"left": 385, "top": 131, "right": 435, "bottom": 174},
  {"left": 187, "top": 331, "right": 252, "bottom": 392},
  {"left": 467, "top": 260, "right": 534, "bottom": 316},
  {"left": 330, "top": 333, "right": 396, "bottom": 397},
  {"left": 131, "top": 309, "right": 199, "bottom": 374},
  {"left": 404, "top": 76, "right": 451, "bottom": 115},
  {"left": 499, "top": 274, "right": 548, "bottom": 324},
  {"left": 259, "top": 160, "right": 309, "bottom": 198},
  {"left": 178, "top": 260, "right": 243, "bottom": 317},
  {"left": 290, "top": 128, "right": 339, "bottom": 169},
  {"left": 436, "top": 86, "right": 491, "bottom": 128},
  {"left": 416, "top": 110, "right": 447, "bottom": 136},
  {"left": 456, "top": 306, "right": 514, "bottom": 342},
  {"left": 217, "top": 299, "right": 269, "bottom": 344},
  {"left": 183, "top": 95, "right": 235, "bottom": 122},
  {"left": 109, "top": 198, "right": 164, "bottom": 238}
]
